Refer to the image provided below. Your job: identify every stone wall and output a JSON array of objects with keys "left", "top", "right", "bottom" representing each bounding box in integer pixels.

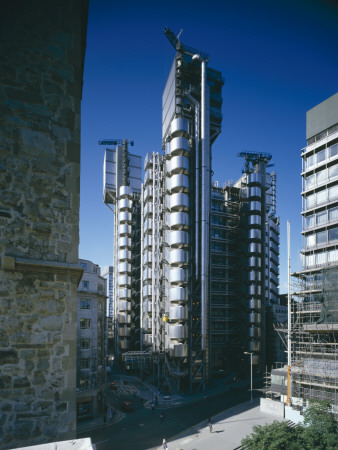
[{"left": 0, "top": 1, "right": 88, "bottom": 448}]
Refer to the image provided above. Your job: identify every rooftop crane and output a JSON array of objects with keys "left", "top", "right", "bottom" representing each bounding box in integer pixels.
[
  {"left": 237, "top": 151, "right": 272, "bottom": 173},
  {"left": 98, "top": 138, "right": 134, "bottom": 186},
  {"left": 163, "top": 26, "right": 210, "bottom": 62}
]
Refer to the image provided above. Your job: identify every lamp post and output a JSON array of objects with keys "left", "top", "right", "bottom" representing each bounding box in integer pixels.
[{"left": 244, "top": 352, "right": 253, "bottom": 404}]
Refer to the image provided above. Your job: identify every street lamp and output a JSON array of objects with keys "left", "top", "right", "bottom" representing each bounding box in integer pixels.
[{"left": 244, "top": 352, "right": 253, "bottom": 404}]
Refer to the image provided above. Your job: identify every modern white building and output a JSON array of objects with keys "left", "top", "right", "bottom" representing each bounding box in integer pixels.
[{"left": 292, "top": 92, "right": 338, "bottom": 408}]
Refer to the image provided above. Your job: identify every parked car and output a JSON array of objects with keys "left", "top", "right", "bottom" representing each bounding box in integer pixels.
[
  {"left": 120, "top": 401, "right": 134, "bottom": 412},
  {"left": 110, "top": 382, "right": 118, "bottom": 390}
]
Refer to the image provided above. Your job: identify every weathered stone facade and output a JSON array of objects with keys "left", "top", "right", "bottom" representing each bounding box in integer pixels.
[{"left": 0, "top": 1, "right": 88, "bottom": 448}]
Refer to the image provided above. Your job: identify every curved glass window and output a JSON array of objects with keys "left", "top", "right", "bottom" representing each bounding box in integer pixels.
[
  {"left": 306, "top": 214, "right": 314, "bottom": 228},
  {"left": 316, "top": 169, "right": 326, "bottom": 184},
  {"left": 329, "top": 185, "right": 338, "bottom": 199},
  {"left": 307, "top": 234, "right": 315, "bottom": 248},
  {"left": 315, "top": 252, "right": 326, "bottom": 265}
]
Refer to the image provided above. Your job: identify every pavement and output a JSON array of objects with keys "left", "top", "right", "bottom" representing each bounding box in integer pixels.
[{"left": 151, "top": 398, "right": 285, "bottom": 450}]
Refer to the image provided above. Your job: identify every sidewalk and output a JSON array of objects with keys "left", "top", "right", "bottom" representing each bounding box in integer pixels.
[
  {"left": 152, "top": 399, "right": 286, "bottom": 450},
  {"left": 77, "top": 406, "right": 123, "bottom": 434}
]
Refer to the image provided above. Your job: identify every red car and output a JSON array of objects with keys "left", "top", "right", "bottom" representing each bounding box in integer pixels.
[
  {"left": 110, "top": 382, "right": 118, "bottom": 390},
  {"left": 120, "top": 401, "right": 134, "bottom": 412}
]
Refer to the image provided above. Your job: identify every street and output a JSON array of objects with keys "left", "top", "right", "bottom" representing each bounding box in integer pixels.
[{"left": 77, "top": 386, "right": 256, "bottom": 450}]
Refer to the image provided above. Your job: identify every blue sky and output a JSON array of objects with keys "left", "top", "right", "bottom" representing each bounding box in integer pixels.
[{"left": 79, "top": 0, "right": 338, "bottom": 293}]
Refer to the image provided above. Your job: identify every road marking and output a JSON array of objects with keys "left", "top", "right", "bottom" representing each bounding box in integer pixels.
[
  {"left": 94, "top": 439, "right": 109, "bottom": 445},
  {"left": 139, "top": 423, "right": 145, "bottom": 426}
]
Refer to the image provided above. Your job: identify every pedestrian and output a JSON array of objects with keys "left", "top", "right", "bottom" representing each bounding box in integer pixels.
[
  {"left": 160, "top": 411, "right": 165, "bottom": 422},
  {"left": 162, "top": 438, "right": 168, "bottom": 449},
  {"left": 151, "top": 402, "right": 155, "bottom": 412},
  {"left": 208, "top": 416, "right": 212, "bottom": 433}
]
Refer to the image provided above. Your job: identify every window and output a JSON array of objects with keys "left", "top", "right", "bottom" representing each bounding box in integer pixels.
[
  {"left": 315, "top": 252, "right": 326, "bottom": 265},
  {"left": 316, "top": 190, "right": 327, "bottom": 204},
  {"left": 316, "top": 231, "right": 326, "bottom": 245},
  {"left": 329, "top": 143, "right": 338, "bottom": 158},
  {"left": 306, "top": 215, "right": 314, "bottom": 228},
  {"left": 306, "top": 234, "right": 315, "bottom": 248},
  {"left": 328, "top": 227, "right": 338, "bottom": 242},
  {"left": 306, "top": 254, "right": 315, "bottom": 268},
  {"left": 80, "top": 358, "right": 90, "bottom": 369},
  {"left": 316, "top": 211, "right": 326, "bottom": 225},
  {"left": 329, "top": 206, "right": 338, "bottom": 222},
  {"left": 82, "top": 280, "right": 89, "bottom": 290},
  {"left": 80, "top": 299, "right": 90, "bottom": 310},
  {"left": 93, "top": 266, "right": 97, "bottom": 273},
  {"left": 328, "top": 249, "right": 338, "bottom": 262},
  {"left": 316, "top": 169, "right": 326, "bottom": 184},
  {"left": 80, "top": 318, "right": 91, "bottom": 329},
  {"left": 306, "top": 194, "right": 315, "bottom": 208},
  {"left": 305, "top": 174, "right": 315, "bottom": 189},
  {"left": 306, "top": 154, "right": 314, "bottom": 169},
  {"left": 329, "top": 164, "right": 338, "bottom": 179},
  {"left": 80, "top": 378, "right": 90, "bottom": 390},
  {"left": 80, "top": 338, "right": 90, "bottom": 349},
  {"left": 329, "top": 185, "right": 338, "bottom": 199},
  {"left": 316, "top": 149, "right": 326, "bottom": 164},
  {"left": 80, "top": 262, "right": 87, "bottom": 270}
]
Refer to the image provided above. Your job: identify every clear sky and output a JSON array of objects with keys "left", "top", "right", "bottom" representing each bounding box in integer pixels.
[{"left": 79, "top": 0, "right": 338, "bottom": 293}]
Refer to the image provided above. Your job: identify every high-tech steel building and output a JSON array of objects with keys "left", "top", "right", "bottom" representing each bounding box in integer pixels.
[
  {"left": 292, "top": 93, "right": 338, "bottom": 408},
  {"left": 103, "top": 31, "right": 280, "bottom": 392}
]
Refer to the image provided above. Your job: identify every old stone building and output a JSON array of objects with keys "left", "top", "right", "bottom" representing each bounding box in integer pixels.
[{"left": 0, "top": 1, "right": 89, "bottom": 448}]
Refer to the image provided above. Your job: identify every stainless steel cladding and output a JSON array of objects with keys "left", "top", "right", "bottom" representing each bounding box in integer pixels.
[
  {"left": 118, "top": 262, "right": 131, "bottom": 273},
  {"left": 170, "top": 305, "right": 188, "bottom": 320},
  {"left": 118, "top": 314, "right": 131, "bottom": 324},
  {"left": 249, "top": 256, "right": 261, "bottom": 267},
  {"left": 249, "top": 229, "right": 262, "bottom": 240},
  {"left": 118, "top": 249, "right": 132, "bottom": 260},
  {"left": 169, "top": 230, "right": 189, "bottom": 247},
  {"left": 170, "top": 117, "right": 189, "bottom": 138},
  {"left": 168, "top": 155, "right": 189, "bottom": 174},
  {"left": 169, "top": 286, "right": 188, "bottom": 302},
  {"left": 119, "top": 224, "right": 132, "bottom": 235},
  {"left": 249, "top": 271, "right": 261, "bottom": 281},
  {"left": 249, "top": 341, "right": 261, "bottom": 352},
  {"left": 169, "top": 323, "right": 187, "bottom": 339},
  {"left": 119, "top": 301, "right": 131, "bottom": 312},
  {"left": 118, "top": 236, "right": 132, "bottom": 248},
  {"left": 119, "top": 185, "right": 132, "bottom": 198},
  {"left": 119, "top": 211, "right": 132, "bottom": 223},
  {"left": 249, "top": 215, "right": 261, "bottom": 226},
  {"left": 169, "top": 249, "right": 189, "bottom": 266},
  {"left": 118, "top": 274, "right": 131, "bottom": 286},
  {"left": 249, "top": 312, "right": 261, "bottom": 323},
  {"left": 167, "top": 174, "right": 189, "bottom": 193},
  {"left": 119, "top": 288, "right": 131, "bottom": 299},
  {"left": 170, "top": 193, "right": 189, "bottom": 211},
  {"left": 169, "top": 211, "right": 189, "bottom": 229},
  {"left": 248, "top": 186, "right": 262, "bottom": 198},
  {"left": 247, "top": 173, "right": 262, "bottom": 185},
  {"left": 169, "top": 267, "right": 189, "bottom": 284},
  {"left": 249, "top": 201, "right": 262, "bottom": 212},
  {"left": 249, "top": 243, "right": 262, "bottom": 254},
  {"left": 249, "top": 327, "right": 261, "bottom": 338},
  {"left": 118, "top": 198, "right": 132, "bottom": 210},
  {"left": 169, "top": 137, "right": 189, "bottom": 155}
]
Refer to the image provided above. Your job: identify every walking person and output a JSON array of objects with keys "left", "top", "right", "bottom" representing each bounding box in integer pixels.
[
  {"left": 208, "top": 416, "right": 212, "bottom": 433},
  {"left": 162, "top": 438, "right": 168, "bottom": 449}
]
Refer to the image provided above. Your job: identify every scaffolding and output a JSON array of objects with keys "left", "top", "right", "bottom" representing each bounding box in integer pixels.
[{"left": 291, "top": 266, "right": 338, "bottom": 410}]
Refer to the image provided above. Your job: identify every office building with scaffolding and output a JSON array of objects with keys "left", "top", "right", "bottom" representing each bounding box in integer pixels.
[
  {"left": 292, "top": 92, "right": 338, "bottom": 409},
  {"left": 102, "top": 30, "right": 280, "bottom": 393}
]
